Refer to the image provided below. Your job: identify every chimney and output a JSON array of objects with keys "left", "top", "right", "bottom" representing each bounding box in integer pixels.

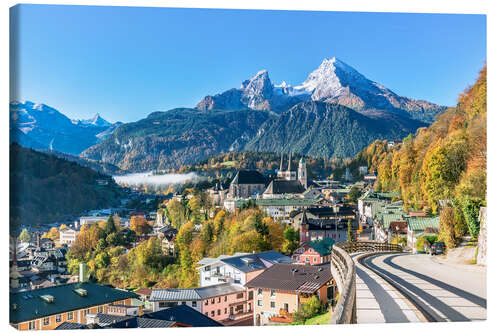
[{"left": 79, "top": 263, "right": 88, "bottom": 283}]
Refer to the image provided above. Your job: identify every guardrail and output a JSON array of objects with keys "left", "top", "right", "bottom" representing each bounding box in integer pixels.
[{"left": 330, "top": 241, "right": 403, "bottom": 324}]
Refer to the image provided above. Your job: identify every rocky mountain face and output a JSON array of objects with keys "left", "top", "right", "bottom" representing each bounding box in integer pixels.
[
  {"left": 245, "top": 101, "right": 426, "bottom": 159},
  {"left": 10, "top": 101, "right": 120, "bottom": 155},
  {"left": 196, "top": 57, "right": 446, "bottom": 123},
  {"left": 80, "top": 108, "right": 271, "bottom": 171}
]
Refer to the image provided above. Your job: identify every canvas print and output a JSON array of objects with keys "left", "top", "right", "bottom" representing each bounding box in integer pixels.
[{"left": 9, "top": 4, "right": 486, "bottom": 330}]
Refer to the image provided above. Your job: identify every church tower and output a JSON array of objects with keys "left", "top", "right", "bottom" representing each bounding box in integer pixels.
[{"left": 298, "top": 157, "right": 307, "bottom": 189}]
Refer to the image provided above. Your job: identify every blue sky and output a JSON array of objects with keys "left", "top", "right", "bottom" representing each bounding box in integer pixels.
[{"left": 10, "top": 4, "right": 486, "bottom": 123}]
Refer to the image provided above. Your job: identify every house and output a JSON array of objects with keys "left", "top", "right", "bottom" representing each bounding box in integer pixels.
[
  {"left": 364, "top": 172, "right": 377, "bottom": 183},
  {"left": 59, "top": 228, "right": 78, "bottom": 245},
  {"left": 262, "top": 179, "right": 305, "bottom": 199},
  {"left": 196, "top": 251, "right": 293, "bottom": 287},
  {"left": 9, "top": 282, "right": 138, "bottom": 330},
  {"left": 245, "top": 263, "right": 334, "bottom": 325},
  {"left": 290, "top": 206, "right": 356, "bottom": 230},
  {"left": 373, "top": 212, "right": 406, "bottom": 243},
  {"left": 149, "top": 283, "right": 251, "bottom": 324},
  {"left": 207, "top": 183, "right": 228, "bottom": 207},
  {"left": 228, "top": 170, "right": 268, "bottom": 199},
  {"left": 292, "top": 238, "right": 335, "bottom": 265},
  {"left": 143, "top": 304, "right": 222, "bottom": 327},
  {"left": 256, "top": 197, "right": 322, "bottom": 225},
  {"left": 407, "top": 216, "right": 440, "bottom": 251},
  {"left": 298, "top": 211, "right": 357, "bottom": 243}
]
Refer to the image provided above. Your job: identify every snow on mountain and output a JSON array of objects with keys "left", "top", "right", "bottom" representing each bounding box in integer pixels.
[
  {"left": 10, "top": 101, "right": 120, "bottom": 155},
  {"left": 196, "top": 57, "right": 446, "bottom": 122},
  {"left": 73, "top": 113, "right": 112, "bottom": 127}
]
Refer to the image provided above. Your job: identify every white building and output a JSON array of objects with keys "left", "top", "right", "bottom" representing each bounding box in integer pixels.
[{"left": 59, "top": 228, "right": 78, "bottom": 245}]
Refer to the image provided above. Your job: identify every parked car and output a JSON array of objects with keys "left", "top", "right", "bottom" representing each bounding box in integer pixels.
[{"left": 429, "top": 242, "right": 445, "bottom": 255}]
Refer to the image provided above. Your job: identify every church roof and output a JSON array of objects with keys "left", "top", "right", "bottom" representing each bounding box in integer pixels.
[
  {"left": 263, "top": 179, "right": 305, "bottom": 195},
  {"left": 231, "top": 170, "right": 267, "bottom": 185}
]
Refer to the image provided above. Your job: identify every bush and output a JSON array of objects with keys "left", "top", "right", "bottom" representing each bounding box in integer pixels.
[{"left": 293, "top": 295, "right": 322, "bottom": 323}]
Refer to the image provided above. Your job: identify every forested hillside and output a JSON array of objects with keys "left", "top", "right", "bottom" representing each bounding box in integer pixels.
[
  {"left": 10, "top": 144, "right": 126, "bottom": 233},
  {"left": 345, "top": 66, "right": 486, "bottom": 243}
]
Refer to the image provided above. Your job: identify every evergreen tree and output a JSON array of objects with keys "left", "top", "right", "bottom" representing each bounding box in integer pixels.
[{"left": 105, "top": 215, "right": 117, "bottom": 235}]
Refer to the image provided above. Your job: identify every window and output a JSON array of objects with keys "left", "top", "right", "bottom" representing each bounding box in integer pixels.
[
  {"left": 270, "top": 290, "right": 276, "bottom": 297},
  {"left": 205, "top": 300, "right": 209, "bottom": 305},
  {"left": 313, "top": 257, "right": 317, "bottom": 263},
  {"left": 224, "top": 296, "right": 227, "bottom": 302},
  {"left": 182, "top": 301, "right": 186, "bottom": 305},
  {"left": 284, "top": 303, "right": 289, "bottom": 312},
  {"left": 98, "top": 306, "right": 103, "bottom": 314},
  {"left": 56, "top": 315, "right": 62, "bottom": 323},
  {"left": 257, "top": 300, "right": 263, "bottom": 307},
  {"left": 248, "top": 291, "right": 253, "bottom": 300},
  {"left": 218, "top": 297, "right": 221, "bottom": 303},
  {"left": 237, "top": 293, "right": 244, "bottom": 299},
  {"left": 211, "top": 298, "right": 215, "bottom": 304},
  {"left": 270, "top": 301, "right": 276, "bottom": 308},
  {"left": 43, "top": 317, "right": 50, "bottom": 326},
  {"left": 67, "top": 312, "right": 74, "bottom": 320},
  {"left": 192, "top": 301, "right": 197, "bottom": 307},
  {"left": 225, "top": 308, "right": 227, "bottom": 314},
  {"left": 211, "top": 311, "right": 215, "bottom": 317},
  {"left": 204, "top": 266, "right": 210, "bottom": 271},
  {"left": 257, "top": 288, "right": 263, "bottom": 296},
  {"left": 29, "top": 321, "right": 36, "bottom": 330},
  {"left": 234, "top": 279, "right": 241, "bottom": 284},
  {"left": 217, "top": 309, "right": 221, "bottom": 315}
]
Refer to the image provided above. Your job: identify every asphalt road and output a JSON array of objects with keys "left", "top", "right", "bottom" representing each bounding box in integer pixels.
[{"left": 361, "top": 253, "right": 487, "bottom": 322}]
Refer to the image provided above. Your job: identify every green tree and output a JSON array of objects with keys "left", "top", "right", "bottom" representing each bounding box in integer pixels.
[
  {"left": 347, "top": 219, "right": 354, "bottom": 243},
  {"left": 104, "top": 215, "right": 117, "bottom": 235},
  {"left": 19, "top": 228, "right": 31, "bottom": 243}
]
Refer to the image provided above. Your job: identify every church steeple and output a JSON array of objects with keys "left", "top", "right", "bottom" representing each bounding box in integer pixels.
[{"left": 298, "top": 157, "right": 307, "bottom": 189}]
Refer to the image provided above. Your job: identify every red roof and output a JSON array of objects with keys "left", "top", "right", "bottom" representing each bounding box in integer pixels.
[{"left": 136, "top": 288, "right": 152, "bottom": 296}]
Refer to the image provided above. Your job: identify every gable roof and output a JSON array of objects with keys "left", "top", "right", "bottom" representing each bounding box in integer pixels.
[
  {"left": 264, "top": 179, "right": 305, "bottom": 195},
  {"left": 306, "top": 238, "right": 335, "bottom": 256},
  {"left": 407, "top": 216, "right": 440, "bottom": 231},
  {"left": 150, "top": 283, "right": 245, "bottom": 302},
  {"left": 231, "top": 170, "right": 267, "bottom": 185},
  {"left": 10, "top": 282, "right": 138, "bottom": 324},
  {"left": 107, "top": 317, "right": 177, "bottom": 328},
  {"left": 220, "top": 251, "right": 292, "bottom": 272},
  {"left": 245, "top": 263, "right": 332, "bottom": 293},
  {"left": 144, "top": 304, "right": 222, "bottom": 327}
]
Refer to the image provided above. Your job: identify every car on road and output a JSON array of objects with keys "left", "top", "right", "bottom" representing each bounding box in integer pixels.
[{"left": 429, "top": 242, "right": 445, "bottom": 255}]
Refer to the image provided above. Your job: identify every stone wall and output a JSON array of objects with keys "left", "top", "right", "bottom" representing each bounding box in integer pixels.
[{"left": 476, "top": 207, "right": 487, "bottom": 266}]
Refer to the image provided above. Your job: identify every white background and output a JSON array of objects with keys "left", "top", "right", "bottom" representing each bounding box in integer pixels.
[{"left": 2, "top": 1, "right": 497, "bottom": 333}]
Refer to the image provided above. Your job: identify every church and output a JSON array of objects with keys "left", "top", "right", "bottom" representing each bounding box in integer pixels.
[{"left": 262, "top": 153, "right": 309, "bottom": 198}]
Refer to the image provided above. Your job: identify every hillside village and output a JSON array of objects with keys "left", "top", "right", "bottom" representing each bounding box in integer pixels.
[{"left": 10, "top": 147, "right": 478, "bottom": 330}]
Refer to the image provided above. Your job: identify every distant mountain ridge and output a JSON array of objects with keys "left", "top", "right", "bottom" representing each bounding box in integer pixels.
[
  {"left": 197, "top": 57, "right": 447, "bottom": 123},
  {"left": 10, "top": 101, "right": 121, "bottom": 155},
  {"left": 80, "top": 108, "right": 272, "bottom": 171}
]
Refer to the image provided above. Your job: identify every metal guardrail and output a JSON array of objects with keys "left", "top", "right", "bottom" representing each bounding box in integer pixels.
[{"left": 330, "top": 241, "right": 403, "bottom": 324}]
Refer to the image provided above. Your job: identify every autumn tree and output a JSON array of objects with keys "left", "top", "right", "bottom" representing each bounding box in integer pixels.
[{"left": 130, "top": 215, "right": 151, "bottom": 235}]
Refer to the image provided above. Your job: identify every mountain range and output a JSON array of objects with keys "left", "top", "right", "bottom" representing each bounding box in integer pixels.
[
  {"left": 11, "top": 57, "right": 448, "bottom": 172},
  {"left": 197, "top": 57, "right": 446, "bottom": 123},
  {"left": 10, "top": 101, "right": 121, "bottom": 155}
]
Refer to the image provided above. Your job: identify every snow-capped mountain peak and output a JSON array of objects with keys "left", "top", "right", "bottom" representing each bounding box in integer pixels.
[{"left": 74, "top": 113, "right": 112, "bottom": 127}]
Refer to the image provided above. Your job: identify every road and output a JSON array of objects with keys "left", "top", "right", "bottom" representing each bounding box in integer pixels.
[{"left": 356, "top": 253, "right": 486, "bottom": 323}]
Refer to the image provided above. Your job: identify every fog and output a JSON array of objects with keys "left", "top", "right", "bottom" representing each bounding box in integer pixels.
[{"left": 113, "top": 171, "right": 199, "bottom": 186}]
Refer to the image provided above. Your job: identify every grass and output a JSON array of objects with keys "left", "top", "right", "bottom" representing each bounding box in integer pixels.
[{"left": 304, "top": 312, "right": 331, "bottom": 325}]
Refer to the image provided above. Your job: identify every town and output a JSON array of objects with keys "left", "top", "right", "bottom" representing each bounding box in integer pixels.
[{"left": 10, "top": 151, "right": 469, "bottom": 330}]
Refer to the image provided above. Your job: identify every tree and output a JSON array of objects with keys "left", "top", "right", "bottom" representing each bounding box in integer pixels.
[
  {"left": 104, "top": 215, "right": 117, "bottom": 235},
  {"left": 439, "top": 206, "right": 457, "bottom": 248},
  {"left": 19, "top": 228, "right": 31, "bottom": 243},
  {"left": 130, "top": 216, "right": 151, "bottom": 236},
  {"left": 347, "top": 186, "right": 362, "bottom": 202},
  {"left": 167, "top": 200, "right": 186, "bottom": 230},
  {"left": 46, "top": 227, "right": 60, "bottom": 241},
  {"left": 347, "top": 219, "right": 354, "bottom": 243}
]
